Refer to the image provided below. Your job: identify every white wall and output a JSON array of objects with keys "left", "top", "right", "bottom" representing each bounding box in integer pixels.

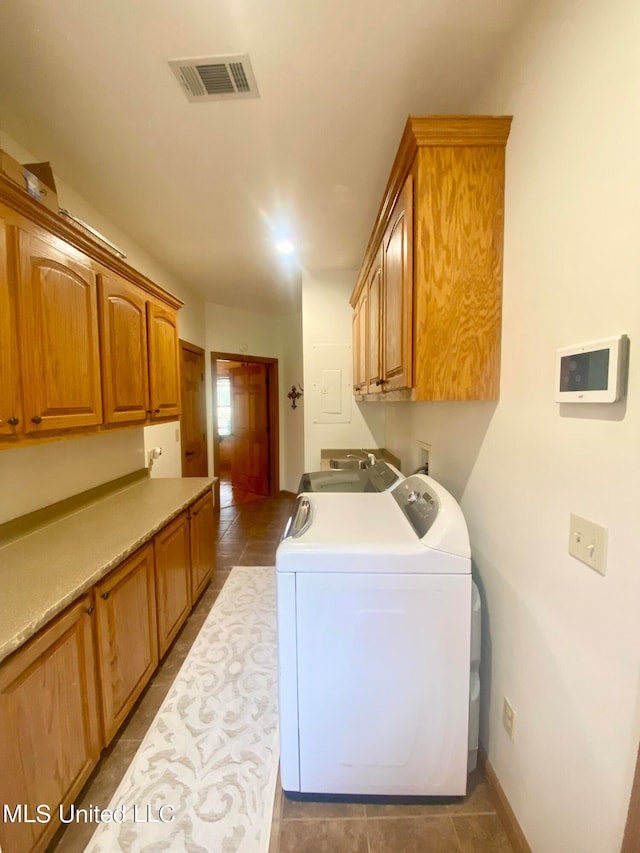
[
  {"left": 205, "top": 302, "right": 304, "bottom": 493},
  {"left": 381, "top": 2, "right": 640, "bottom": 850},
  {"left": 0, "top": 430, "right": 145, "bottom": 524},
  {"left": 302, "top": 270, "right": 385, "bottom": 470}
]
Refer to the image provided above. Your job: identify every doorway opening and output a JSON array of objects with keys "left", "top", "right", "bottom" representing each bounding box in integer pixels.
[{"left": 211, "top": 351, "right": 280, "bottom": 509}]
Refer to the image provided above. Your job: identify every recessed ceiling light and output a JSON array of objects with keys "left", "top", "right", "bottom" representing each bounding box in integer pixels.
[{"left": 275, "top": 238, "right": 295, "bottom": 255}]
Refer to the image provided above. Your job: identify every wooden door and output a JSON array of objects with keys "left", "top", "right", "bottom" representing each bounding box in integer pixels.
[
  {"left": 154, "top": 512, "right": 191, "bottom": 658},
  {"left": 180, "top": 341, "right": 208, "bottom": 477},
  {"left": 94, "top": 544, "right": 158, "bottom": 744},
  {"left": 147, "top": 299, "right": 181, "bottom": 419},
  {"left": 353, "top": 288, "right": 367, "bottom": 394},
  {"left": 99, "top": 271, "right": 150, "bottom": 424},
  {"left": 229, "top": 363, "right": 270, "bottom": 496},
  {"left": 17, "top": 227, "right": 103, "bottom": 432},
  {"left": 366, "top": 248, "right": 383, "bottom": 394},
  {"left": 0, "top": 595, "right": 101, "bottom": 853},
  {"left": 0, "top": 218, "right": 22, "bottom": 436},
  {"left": 189, "top": 491, "right": 215, "bottom": 602},
  {"left": 382, "top": 174, "right": 413, "bottom": 392}
]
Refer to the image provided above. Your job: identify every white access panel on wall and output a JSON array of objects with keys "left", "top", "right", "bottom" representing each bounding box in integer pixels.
[{"left": 309, "top": 344, "right": 353, "bottom": 423}]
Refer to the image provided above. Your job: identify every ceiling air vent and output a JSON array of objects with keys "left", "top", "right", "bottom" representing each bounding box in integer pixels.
[{"left": 169, "top": 54, "right": 260, "bottom": 102}]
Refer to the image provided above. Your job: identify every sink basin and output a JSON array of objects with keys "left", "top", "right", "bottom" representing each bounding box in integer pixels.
[{"left": 329, "top": 458, "right": 366, "bottom": 470}]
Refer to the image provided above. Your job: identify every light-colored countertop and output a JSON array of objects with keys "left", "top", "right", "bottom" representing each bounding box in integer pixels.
[{"left": 0, "top": 476, "right": 214, "bottom": 665}]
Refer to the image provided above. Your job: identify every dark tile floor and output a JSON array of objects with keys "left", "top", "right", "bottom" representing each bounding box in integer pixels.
[{"left": 50, "top": 491, "right": 513, "bottom": 853}]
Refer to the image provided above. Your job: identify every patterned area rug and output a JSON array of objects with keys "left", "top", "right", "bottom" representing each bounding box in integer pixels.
[{"left": 87, "top": 566, "right": 279, "bottom": 853}]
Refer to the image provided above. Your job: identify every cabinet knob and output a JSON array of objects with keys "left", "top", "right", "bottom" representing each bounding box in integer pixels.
[
  {"left": 7, "top": 416, "right": 19, "bottom": 426},
  {"left": 31, "top": 415, "right": 42, "bottom": 424},
  {"left": 146, "top": 409, "right": 152, "bottom": 416},
  {"left": 101, "top": 591, "right": 110, "bottom": 600},
  {"left": 86, "top": 605, "right": 94, "bottom": 616},
  {"left": 155, "top": 408, "right": 161, "bottom": 414}
]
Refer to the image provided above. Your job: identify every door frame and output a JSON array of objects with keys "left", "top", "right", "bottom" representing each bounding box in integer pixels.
[
  {"left": 211, "top": 351, "right": 280, "bottom": 507},
  {"left": 179, "top": 339, "right": 208, "bottom": 478}
]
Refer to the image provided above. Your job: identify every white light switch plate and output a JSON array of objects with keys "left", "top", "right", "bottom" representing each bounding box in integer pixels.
[{"left": 569, "top": 513, "right": 608, "bottom": 575}]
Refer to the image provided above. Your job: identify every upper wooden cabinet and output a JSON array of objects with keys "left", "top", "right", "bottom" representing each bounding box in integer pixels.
[
  {"left": 381, "top": 175, "right": 413, "bottom": 393},
  {"left": 351, "top": 116, "right": 511, "bottom": 401},
  {"left": 365, "top": 246, "right": 383, "bottom": 394},
  {"left": 147, "top": 299, "right": 181, "bottom": 420},
  {"left": 0, "top": 178, "right": 183, "bottom": 447},
  {"left": 0, "top": 216, "right": 22, "bottom": 435},
  {"left": 16, "top": 227, "right": 103, "bottom": 432},
  {"left": 352, "top": 287, "right": 367, "bottom": 394},
  {"left": 99, "top": 271, "right": 150, "bottom": 425},
  {"left": 0, "top": 595, "right": 101, "bottom": 853}
]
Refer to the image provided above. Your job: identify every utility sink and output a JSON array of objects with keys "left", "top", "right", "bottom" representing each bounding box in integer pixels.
[{"left": 329, "top": 458, "right": 367, "bottom": 470}]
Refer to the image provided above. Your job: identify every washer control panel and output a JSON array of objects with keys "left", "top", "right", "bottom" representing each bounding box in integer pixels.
[{"left": 392, "top": 475, "right": 440, "bottom": 539}]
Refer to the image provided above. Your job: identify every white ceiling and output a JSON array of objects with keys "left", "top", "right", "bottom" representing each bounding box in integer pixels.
[{"left": 0, "top": 0, "right": 529, "bottom": 314}]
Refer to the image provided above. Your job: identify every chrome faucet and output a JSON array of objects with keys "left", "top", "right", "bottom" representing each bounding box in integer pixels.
[{"left": 347, "top": 450, "right": 377, "bottom": 468}]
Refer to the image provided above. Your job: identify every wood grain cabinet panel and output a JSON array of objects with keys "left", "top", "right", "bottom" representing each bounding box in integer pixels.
[
  {"left": 381, "top": 175, "right": 413, "bottom": 393},
  {"left": 352, "top": 288, "right": 367, "bottom": 394},
  {"left": 16, "top": 228, "right": 103, "bottom": 431},
  {"left": 0, "top": 216, "right": 22, "bottom": 436},
  {"left": 154, "top": 512, "right": 191, "bottom": 658},
  {"left": 189, "top": 490, "right": 215, "bottom": 602},
  {"left": 0, "top": 595, "right": 101, "bottom": 853},
  {"left": 94, "top": 543, "right": 158, "bottom": 744},
  {"left": 99, "top": 271, "right": 150, "bottom": 424},
  {"left": 365, "top": 249, "right": 383, "bottom": 394},
  {"left": 351, "top": 115, "right": 511, "bottom": 402},
  {"left": 147, "top": 300, "right": 181, "bottom": 420}
]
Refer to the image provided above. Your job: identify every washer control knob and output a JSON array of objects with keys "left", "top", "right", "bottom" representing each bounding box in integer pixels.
[{"left": 407, "top": 490, "right": 420, "bottom": 504}]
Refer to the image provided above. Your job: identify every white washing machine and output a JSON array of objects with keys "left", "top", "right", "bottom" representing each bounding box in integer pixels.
[{"left": 276, "top": 473, "right": 475, "bottom": 797}]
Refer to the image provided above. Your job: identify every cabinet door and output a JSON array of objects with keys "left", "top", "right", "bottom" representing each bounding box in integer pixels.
[
  {"left": 352, "top": 288, "right": 367, "bottom": 394},
  {"left": 189, "top": 491, "right": 216, "bottom": 602},
  {"left": 147, "top": 300, "right": 181, "bottom": 419},
  {"left": 99, "top": 271, "right": 150, "bottom": 424},
  {"left": 366, "top": 249, "right": 383, "bottom": 394},
  {"left": 0, "top": 596, "right": 101, "bottom": 853},
  {"left": 95, "top": 543, "right": 158, "bottom": 744},
  {"left": 382, "top": 174, "right": 413, "bottom": 392},
  {"left": 17, "top": 228, "right": 103, "bottom": 432},
  {"left": 155, "top": 512, "right": 191, "bottom": 658},
  {"left": 0, "top": 218, "right": 22, "bottom": 435}
]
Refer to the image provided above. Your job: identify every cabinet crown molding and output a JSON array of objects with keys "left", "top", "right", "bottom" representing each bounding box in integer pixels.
[
  {"left": 351, "top": 115, "right": 512, "bottom": 306},
  {"left": 0, "top": 176, "right": 183, "bottom": 310}
]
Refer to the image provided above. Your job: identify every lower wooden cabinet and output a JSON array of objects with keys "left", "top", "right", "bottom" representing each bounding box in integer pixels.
[
  {"left": 0, "top": 490, "right": 215, "bottom": 850},
  {"left": 189, "top": 490, "right": 216, "bottom": 602},
  {"left": 154, "top": 511, "right": 192, "bottom": 658},
  {"left": 0, "top": 595, "right": 101, "bottom": 853},
  {"left": 94, "top": 543, "right": 158, "bottom": 744}
]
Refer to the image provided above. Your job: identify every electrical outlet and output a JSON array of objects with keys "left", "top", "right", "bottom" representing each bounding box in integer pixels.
[
  {"left": 502, "top": 697, "right": 516, "bottom": 741},
  {"left": 175, "top": 428, "right": 180, "bottom": 442},
  {"left": 568, "top": 513, "right": 607, "bottom": 575}
]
